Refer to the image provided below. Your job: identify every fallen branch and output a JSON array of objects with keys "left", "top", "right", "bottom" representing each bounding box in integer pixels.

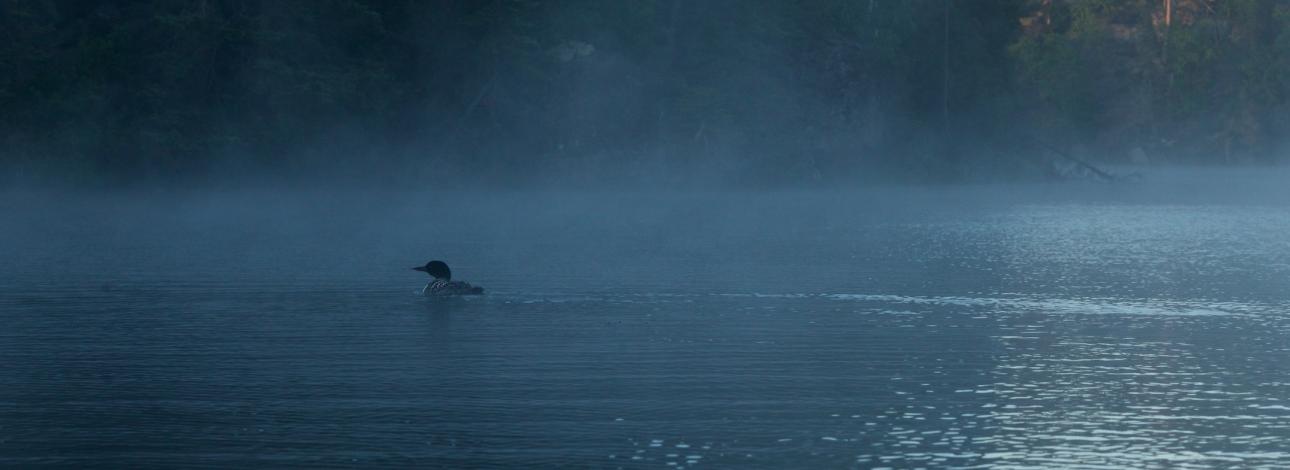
[{"left": 1030, "top": 139, "right": 1119, "bottom": 182}]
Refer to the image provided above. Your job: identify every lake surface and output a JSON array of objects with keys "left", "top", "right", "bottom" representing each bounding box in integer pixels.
[{"left": 4, "top": 182, "right": 1290, "bottom": 468}]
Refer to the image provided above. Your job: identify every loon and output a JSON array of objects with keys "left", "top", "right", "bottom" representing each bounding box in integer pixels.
[{"left": 413, "top": 260, "right": 484, "bottom": 296}]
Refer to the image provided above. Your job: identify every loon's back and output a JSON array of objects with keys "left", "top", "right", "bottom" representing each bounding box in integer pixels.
[{"left": 423, "top": 279, "right": 484, "bottom": 296}]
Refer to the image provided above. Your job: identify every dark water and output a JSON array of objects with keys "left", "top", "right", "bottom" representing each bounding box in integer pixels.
[{"left": 4, "top": 185, "right": 1290, "bottom": 468}]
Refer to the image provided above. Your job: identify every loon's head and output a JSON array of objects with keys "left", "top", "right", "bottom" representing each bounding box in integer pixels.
[{"left": 413, "top": 260, "right": 452, "bottom": 280}]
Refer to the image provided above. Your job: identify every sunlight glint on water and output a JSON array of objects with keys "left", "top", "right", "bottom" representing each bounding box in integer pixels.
[{"left": 2, "top": 194, "right": 1290, "bottom": 467}]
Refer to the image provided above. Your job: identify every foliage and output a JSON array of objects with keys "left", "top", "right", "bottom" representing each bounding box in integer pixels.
[{"left": 1, "top": 0, "right": 1288, "bottom": 186}]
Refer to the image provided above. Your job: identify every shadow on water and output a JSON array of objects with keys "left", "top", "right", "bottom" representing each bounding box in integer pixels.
[{"left": 418, "top": 298, "right": 462, "bottom": 343}]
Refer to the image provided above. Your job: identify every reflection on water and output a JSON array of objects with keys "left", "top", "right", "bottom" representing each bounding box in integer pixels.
[{"left": 2, "top": 192, "right": 1290, "bottom": 467}]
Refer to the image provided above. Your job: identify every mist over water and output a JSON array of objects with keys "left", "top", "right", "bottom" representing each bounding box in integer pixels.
[
  {"left": 4, "top": 171, "right": 1290, "bottom": 467},
  {"left": 7, "top": 1, "right": 1290, "bottom": 466}
]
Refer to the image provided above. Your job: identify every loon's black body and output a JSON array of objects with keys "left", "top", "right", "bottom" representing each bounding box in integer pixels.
[{"left": 413, "top": 260, "right": 484, "bottom": 296}]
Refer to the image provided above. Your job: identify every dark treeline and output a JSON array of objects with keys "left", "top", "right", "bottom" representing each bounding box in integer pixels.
[{"left": 2, "top": 0, "right": 1289, "bottom": 187}]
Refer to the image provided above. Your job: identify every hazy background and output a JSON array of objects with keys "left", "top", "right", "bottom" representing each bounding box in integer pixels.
[
  {"left": 8, "top": 2, "right": 1290, "bottom": 466},
  {"left": 3, "top": 0, "right": 1289, "bottom": 188}
]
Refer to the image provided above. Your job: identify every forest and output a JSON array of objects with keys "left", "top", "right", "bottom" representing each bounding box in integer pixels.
[{"left": 2, "top": 0, "right": 1288, "bottom": 187}]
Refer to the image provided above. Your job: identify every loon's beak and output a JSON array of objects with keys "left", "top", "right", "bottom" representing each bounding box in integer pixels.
[{"left": 412, "top": 266, "right": 428, "bottom": 272}]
